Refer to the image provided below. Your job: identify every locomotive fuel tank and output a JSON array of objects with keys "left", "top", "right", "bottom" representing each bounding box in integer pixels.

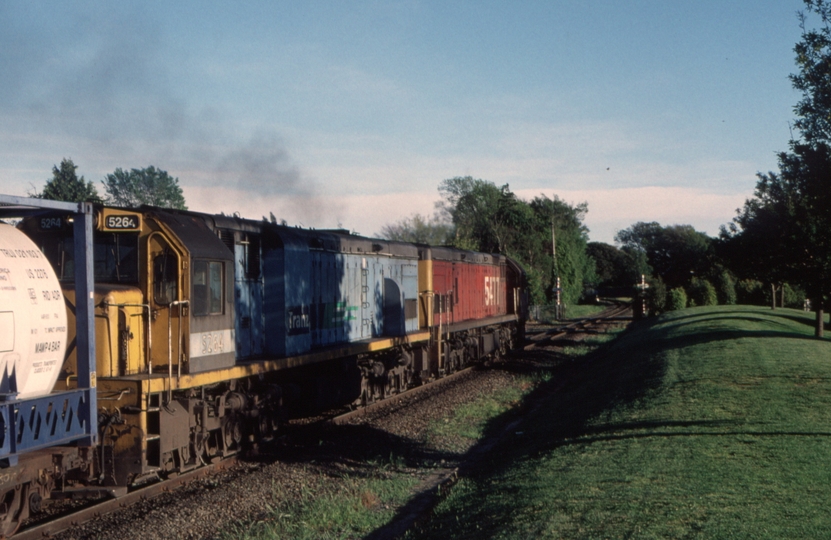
[{"left": 0, "top": 223, "right": 67, "bottom": 399}]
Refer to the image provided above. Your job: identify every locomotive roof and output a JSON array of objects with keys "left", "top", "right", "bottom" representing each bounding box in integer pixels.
[
  {"left": 146, "top": 206, "right": 509, "bottom": 264},
  {"left": 420, "top": 245, "right": 506, "bottom": 265},
  {"left": 178, "top": 209, "right": 419, "bottom": 259},
  {"left": 150, "top": 210, "right": 234, "bottom": 261}
]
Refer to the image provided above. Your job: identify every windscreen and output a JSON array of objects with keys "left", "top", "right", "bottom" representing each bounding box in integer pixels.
[{"left": 34, "top": 230, "right": 139, "bottom": 284}]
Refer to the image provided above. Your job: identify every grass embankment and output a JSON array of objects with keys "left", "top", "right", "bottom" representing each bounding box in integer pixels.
[{"left": 409, "top": 306, "right": 831, "bottom": 539}]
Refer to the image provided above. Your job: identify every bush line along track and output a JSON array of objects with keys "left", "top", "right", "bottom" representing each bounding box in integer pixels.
[{"left": 12, "top": 304, "right": 629, "bottom": 540}]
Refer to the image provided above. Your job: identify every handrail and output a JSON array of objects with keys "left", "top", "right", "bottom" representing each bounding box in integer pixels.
[
  {"left": 167, "top": 300, "right": 189, "bottom": 403},
  {"left": 103, "top": 302, "right": 152, "bottom": 376}
]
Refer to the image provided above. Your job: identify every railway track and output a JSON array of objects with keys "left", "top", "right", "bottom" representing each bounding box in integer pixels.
[
  {"left": 330, "top": 366, "right": 476, "bottom": 426},
  {"left": 524, "top": 302, "right": 631, "bottom": 351},
  {"left": 13, "top": 457, "right": 241, "bottom": 540},
  {"left": 13, "top": 304, "right": 630, "bottom": 539}
]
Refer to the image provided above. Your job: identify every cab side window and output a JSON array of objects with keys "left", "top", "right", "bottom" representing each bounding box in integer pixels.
[
  {"left": 153, "top": 252, "right": 178, "bottom": 305},
  {"left": 193, "top": 260, "right": 223, "bottom": 316}
]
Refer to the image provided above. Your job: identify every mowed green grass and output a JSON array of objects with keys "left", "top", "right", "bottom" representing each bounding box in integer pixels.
[{"left": 408, "top": 306, "right": 831, "bottom": 539}]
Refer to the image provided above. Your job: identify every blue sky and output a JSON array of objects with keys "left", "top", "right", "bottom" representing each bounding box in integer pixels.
[{"left": 0, "top": 1, "right": 807, "bottom": 243}]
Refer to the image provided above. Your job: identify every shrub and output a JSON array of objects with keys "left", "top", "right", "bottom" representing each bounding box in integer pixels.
[
  {"left": 688, "top": 277, "right": 718, "bottom": 307},
  {"left": 645, "top": 276, "right": 667, "bottom": 315},
  {"left": 715, "top": 270, "right": 737, "bottom": 305},
  {"left": 736, "top": 279, "right": 765, "bottom": 305},
  {"left": 783, "top": 283, "right": 806, "bottom": 308},
  {"left": 667, "top": 287, "right": 688, "bottom": 311}
]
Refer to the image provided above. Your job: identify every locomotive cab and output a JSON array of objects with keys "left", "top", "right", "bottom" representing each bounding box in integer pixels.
[
  {"left": 20, "top": 207, "right": 237, "bottom": 381},
  {"left": 148, "top": 211, "right": 235, "bottom": 374}
]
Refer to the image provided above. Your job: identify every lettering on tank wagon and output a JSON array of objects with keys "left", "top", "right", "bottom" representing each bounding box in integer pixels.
[
  {"left": 0, "top": 248, "right": 42, "bottom": 259},
  {"left": 0, "top": 267, "right": 13, "bottom": 291},
  {"left": 189, "top": 329, "right": 236, "bottom": 358}
]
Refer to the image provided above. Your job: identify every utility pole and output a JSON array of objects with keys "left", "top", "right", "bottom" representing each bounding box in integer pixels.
[{"left": 552, "top": 218, "right": 562, "bottom": 320}]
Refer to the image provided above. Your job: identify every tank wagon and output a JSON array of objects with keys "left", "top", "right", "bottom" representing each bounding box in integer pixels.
[{"left": 0, "top": 196, "right": 527, "bottom": 536}]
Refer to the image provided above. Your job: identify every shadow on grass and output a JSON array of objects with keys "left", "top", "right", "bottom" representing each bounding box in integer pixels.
[
  {"left": 379, "top": 309, "right": 831, "bottom": 539},
  {"left": 659, "top": 306, "right": 829, "bottom": 335}
]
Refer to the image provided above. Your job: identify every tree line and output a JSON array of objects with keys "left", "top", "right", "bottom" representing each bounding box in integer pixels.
[
  {"left": 32, "top": 158, "right": 187, "bottom": 210},
  {"left": 381, "top": 177, "right": 595, "bottom": 307}
]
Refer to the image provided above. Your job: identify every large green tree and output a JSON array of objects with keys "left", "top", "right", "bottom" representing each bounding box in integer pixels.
[
  {"left": 35, "top": 158, "right": 103, "bottom": 203},
  {"left": 435, "top": 177, "right": 594, "bottom": 306},
  {"left": 102, "top": 166, "right": 187, "bottom": 209},
  {"left": 437, "top": 177, "right": 523, "bottom": 253},
  {"left": 528, "top": 194, "right": 596, "bottom": 307},
  {"left": 587, "top": 242, "right": 642, "bottom": 289},
  {"left": 616, "top": 222, "right": 714, "bottom": 290},
  {"left": 724, "top": 0, "right": 831, "bottom": 336}
]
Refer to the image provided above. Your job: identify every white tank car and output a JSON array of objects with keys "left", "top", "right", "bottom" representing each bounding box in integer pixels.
[{"left": 0, "top": 223, "right": 67, "bottom": 399}]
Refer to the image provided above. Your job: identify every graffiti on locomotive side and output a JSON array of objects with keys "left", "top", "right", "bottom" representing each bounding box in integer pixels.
[{"left": 0, "top": 469, "right": 22, "bottom": 489}]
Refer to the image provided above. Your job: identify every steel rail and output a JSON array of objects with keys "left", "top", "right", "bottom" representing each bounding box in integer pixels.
[
  {"left": 13, "top": 457, "right": 241, "bottom": 540},
  {"left": 523, "top": 302, "right": 630, "bottom": 351},
  {"left": 330, "top": 366, "right": 477, "bottom": 426}
]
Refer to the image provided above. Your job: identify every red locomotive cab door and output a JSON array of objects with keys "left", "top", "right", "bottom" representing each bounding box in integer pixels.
[{"left": 147, "top": 234, "right": 186, "bottom": 374}]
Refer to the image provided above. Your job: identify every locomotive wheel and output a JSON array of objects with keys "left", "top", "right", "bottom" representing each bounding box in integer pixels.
[
  {"left": 223, "top": 417, "right": 242, "bottom": 449},
  {"left": 28, "top": 491, "right": 42, "bottom": 514},
  {"left": 0, "top": 483, "right": 29, "bottom": 538},
  {"left": 258, "top": 414, "right": 279, "bottom": 440},
  {"left": 193, "top": 432, "right": 205, "bottom": 458},
  {"left": 223, "top": 424, "right": 233, "bottom": 449}
]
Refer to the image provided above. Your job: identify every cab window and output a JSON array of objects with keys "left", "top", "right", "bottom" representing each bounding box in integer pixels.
[
  {"left": 193, "top": 260, "right": 223, "bottom": 315},
  {"left": 153, "top": 251, "right": 178, "bottom": 305}
]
